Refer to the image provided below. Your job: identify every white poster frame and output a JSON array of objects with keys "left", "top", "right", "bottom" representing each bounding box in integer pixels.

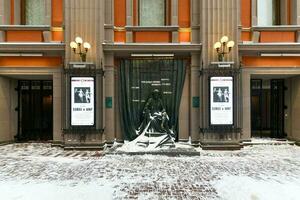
[
  {"left": 209, "top": 76, "right": 234, "bottom": 126},
  {"left": 71, "top": 76, "right": 95, "bottom": 127}
]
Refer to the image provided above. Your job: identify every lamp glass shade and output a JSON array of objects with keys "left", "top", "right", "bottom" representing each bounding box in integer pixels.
[
  {"left": 214, "top": 42, "right": 221, "bottom": 49},
  {"left": 227, "top": 40, "right": 235, "bottom": 48},
  {"left": 70, "top": 41, "right": 78, "bottom": 49},
  {"left": 83, "top": 42, "right": 91, "bottom": 49},
  {"left": 220, "top": 36, "right": 229, "bottom": 43},
  {"left": 75, "top": 37, "right": 83, "bottom": 44}
]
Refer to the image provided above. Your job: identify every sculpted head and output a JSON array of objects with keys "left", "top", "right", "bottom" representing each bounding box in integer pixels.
[{"left": 152, "top": 89, "right": 160, "bottom": 100}]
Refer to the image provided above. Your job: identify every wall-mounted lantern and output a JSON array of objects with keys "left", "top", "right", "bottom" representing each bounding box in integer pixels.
[
  {"left": 70, "top": 37, "right": 91, "bottom": 62},
  {"left": 213, "top": 36, "right": 235, "bottom": 62}
]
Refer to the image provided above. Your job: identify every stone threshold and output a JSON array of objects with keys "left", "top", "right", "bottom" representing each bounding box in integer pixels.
[{"left": 243, "top": 139, "right": 296, "bottom": 146}]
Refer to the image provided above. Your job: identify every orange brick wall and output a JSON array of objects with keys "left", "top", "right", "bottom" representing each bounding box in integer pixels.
[
  {"left": 52, "top": 0, "right": 63, "bottom": 27},
  {"left": 260, "top": 32, "right": 296, "bottom": 43},
  {"left": 134, "top": 32, "right": 171, "bottom": 43},
  {"left": 0, "top": 57, "right": 62, "bottom": 67},
  {"left": 241, "top": 0, "right": 251, "bottom": 28},
  {"left": 6, "top": 31, "right": 43, "bottom": 42},
  {"left": 242, "top": 56, "right": 300, "bottom": 67}
]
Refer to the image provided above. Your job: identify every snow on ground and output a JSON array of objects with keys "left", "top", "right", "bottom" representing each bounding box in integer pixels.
[
  {"left": 115, "top": 140, "right": 192, "bottom": 152},
  {"left": 243, "top": 137, "right": 295, "bottom": 145},
  {"left": 0, "top": 143, "right": 299, "bottom": 200}
]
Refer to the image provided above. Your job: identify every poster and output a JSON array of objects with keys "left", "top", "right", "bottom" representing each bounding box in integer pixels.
[
  {"left": 210, "top": 76, "right": 233, "bottom": 125},
  {"left": 71, "top": 77, "right": 95, "bottom": 126}
]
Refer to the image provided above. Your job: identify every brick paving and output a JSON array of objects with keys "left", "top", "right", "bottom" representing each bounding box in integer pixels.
[{"left": 0, "top": 143, "right": 299, "bottom": 199}]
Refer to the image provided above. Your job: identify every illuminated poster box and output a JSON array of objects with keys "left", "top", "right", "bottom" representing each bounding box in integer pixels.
[
  {"left": 210, "top": 76, "right": 233, "bottom": 125},
  {"left": 71, "top": 77, "right": 95, "bottom": 126}
]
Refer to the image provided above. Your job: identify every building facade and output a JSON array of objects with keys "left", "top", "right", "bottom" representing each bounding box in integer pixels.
[{"left": 0, "top": 0, "right": 299, "bottom": 149}]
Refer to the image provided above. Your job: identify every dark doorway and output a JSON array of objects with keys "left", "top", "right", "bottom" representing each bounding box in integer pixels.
[
  {"left": 251, "top": 79, "right": 286, "bottom": 138},
  {"left": 18, "top": 80, "right": 53, "bottom": 141},
  {"left": 270, "top": 79, "right": 285, "bottom": 138}
]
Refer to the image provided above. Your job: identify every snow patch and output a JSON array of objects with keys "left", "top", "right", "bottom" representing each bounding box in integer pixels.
[
  {"left": 213, "top": 175, "right": 300, "bottom": 200},
  {"left": 0, "top": 180, "right": 114, "bottom": 200}
]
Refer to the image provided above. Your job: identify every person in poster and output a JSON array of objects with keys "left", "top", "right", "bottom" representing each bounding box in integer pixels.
[
  {"left": 213, "top": 87, "right": 230, "bottom": 103},
  {"left": 74, "top": 87, "right": 91, "bottom": 103}
]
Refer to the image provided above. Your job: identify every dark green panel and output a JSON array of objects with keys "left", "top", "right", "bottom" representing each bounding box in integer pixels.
[
  {"left": 105, "top": 97, "right": 113, "bottom": 108},
  {"left": 192, "top": 96, "right": 200, "bottom": 108}
]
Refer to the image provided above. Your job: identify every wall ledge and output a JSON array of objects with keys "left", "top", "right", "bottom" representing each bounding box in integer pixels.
[
  {"left": 0, "top": 25, "right": 51, "bottom": 31},
  {"left": 252, "top": 25, "right": 300, "bottom": 32}
]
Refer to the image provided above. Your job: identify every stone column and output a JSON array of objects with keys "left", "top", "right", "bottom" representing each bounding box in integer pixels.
[
  {"left": 0, "top": 0, "right": 5, "bottom": 41},
  {"left": 126, "top": 0, "right": 133, "bottom": 42},
  {"left": 104, "top": 53, "right": 115, "bottom": 146},
  {"left": 9, "top": 79, "right": 18, "bottom": 141},
  {"left": 171, "top": 0, "right": 178, "bottom": 42},
  {"left": 251, "top": 0, "right": 258, "bottom": 26},
  {"left": 14, "top": 0, "right": 20, "bottom": 25},
  {"left": 242, "top": 70, "right": 251, "bottom": 141},
  {"left": 65, "top": 0, "right": 103, "bottom": 66},
  {"left": 191, "top": 0, "right": 200, "bottom": 43},
  {"left": 0, "top": 0, "right": 4, "bottom": 24},
  {"left": 115, "top": 64, "right": 123, "bottom": 143},
  {"left": 104, "top": 0, "right": 114, "bottom": 43},
  {"left": 0, "top": 77, "right": 12, "bottom": 143},
  {"left": 53, "top": 71, "right": 63, "bottom": 143},
  {"left": 297, "top": 0, "right": 300, "bottom": 24},
  {"left": 45, "top": 0, "right": 51, "bottom": 25},
  {"left": 190, "top": 53, "right": 200, "bottom": 146},
  {"left": 178, "top": 68, "right": 190, "bottom": 142}
]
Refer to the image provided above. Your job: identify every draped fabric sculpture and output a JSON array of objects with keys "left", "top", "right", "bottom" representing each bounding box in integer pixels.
[{"left": 119, "top": 59, "right": 186, "bottom": 148}]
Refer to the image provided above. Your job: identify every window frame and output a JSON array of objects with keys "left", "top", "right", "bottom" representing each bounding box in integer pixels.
[
  {"left": 5, "top": 0, "right": 51, "bottom": 26},
  {"left": 137, "top": 0, "right": 170, "bottom": 26},
  {"left": 20, "top": 0, "right": 48, "bottom": 25},
  {"left": 254, "top": 0, "right": 293, "bottom": 26}
]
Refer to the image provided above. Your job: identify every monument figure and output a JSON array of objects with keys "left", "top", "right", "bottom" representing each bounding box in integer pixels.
[{"left": 134, "top": 89, "right": 175, "bottom": 148}]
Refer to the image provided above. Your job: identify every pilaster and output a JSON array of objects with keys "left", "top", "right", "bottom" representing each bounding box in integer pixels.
[
  {"left": 45, "top": 0, "right": 51, "bottom": 25},
  {"left": 126, "top": 0, "right": 133, "bottom": 42},
  {"left": 190, "top": 53, "right": 200, "bottom": 145},
  {"left": 171, "top": 0, "right": 179, "bottom": 42},
  {"left": 104, "top": 0, "right": 114, "bottom": 43},
  {"left": 191, "top": 0, "right": 200, "bottom": 43},
  {"left": 104, "top": 52, "right": 115, "bottom": 145},
  {"left": 64, "top": 0, "right": 103, "bottom": 66},
  {"left": 178, "top": 67, "right": 190, "bottom": 142},
  {"left": 53, "top": 71, "right": 63, "bottom": 142}
]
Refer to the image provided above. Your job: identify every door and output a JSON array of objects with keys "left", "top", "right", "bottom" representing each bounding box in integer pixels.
[
  {"left": 18, "top": 80, "right": 53, "bottom": 141},
  {"left": 251, "top": 79, "right": 285, "bottom": 138},
  {"left": 270, "top": 79, "right": 285, "bottom": 138},
  {"left": 251, "top": 79, "right": 263, "bottom": 137}
]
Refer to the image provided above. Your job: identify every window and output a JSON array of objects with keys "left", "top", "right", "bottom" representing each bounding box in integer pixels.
[
  {"left": 139, "top": 0, "right": 166, "bottom": 26},
  {"left": 21, "top": 0, "right": 46, "bottom": 25},
  {"left": 257, "top": 0, "right": 280, "bottom": 26}
]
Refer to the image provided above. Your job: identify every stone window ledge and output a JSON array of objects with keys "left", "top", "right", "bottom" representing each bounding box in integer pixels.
[
  {"left": 0, "top": 42, "right": 65, "bottom": 53},
  {"left": 252, "top": 25, "right": 300, "bottom": 32},
  {"left": 0, "top": 25, "right": 51, "bottom": 31}
]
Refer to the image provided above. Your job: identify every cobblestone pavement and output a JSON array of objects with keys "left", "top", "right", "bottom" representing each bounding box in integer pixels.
[{"left": 0, "top": 143, "right": 299, "bottom": 199}]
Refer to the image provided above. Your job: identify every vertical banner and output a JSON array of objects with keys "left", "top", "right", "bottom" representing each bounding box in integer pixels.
[
  {"left": 71, "top": 77, "right": 95, "bottom": 126},
  {"left": 210, "top": 76, "right": 233, "bottom": 125}
]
